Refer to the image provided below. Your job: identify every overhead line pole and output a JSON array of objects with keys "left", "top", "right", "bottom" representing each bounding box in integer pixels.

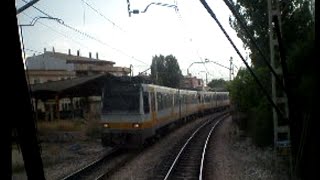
[
  {"left": 268, "top": 0, "right": 293, "bottom": 178},
  {"left": 199, "top": 0, "right": 285, "bottom": 121}
]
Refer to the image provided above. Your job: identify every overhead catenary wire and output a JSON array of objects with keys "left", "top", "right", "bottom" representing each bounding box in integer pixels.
[
  {"left": 174, "top": 3, "right": 211, "bottom": 76},
  {"left": 20, "top": 0, "right": 148, "bottom": 65},
  {"left": 82, "top": 0, "right": 86, "bottom": 30},
  {"left": 21, "top": 12, "right": 92, "bottom": 52},
  {"left": 25, "top": 48, "right": 42, "bottom": 54},
  {"left": 80, "top": 0, "right": 126, "bottom": 32},
  {"left": 199, "top": 0, "right": 285, "bottom": 121}
]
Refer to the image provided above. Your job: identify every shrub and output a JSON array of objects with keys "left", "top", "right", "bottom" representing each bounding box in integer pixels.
[{"left": 248, "top": 102, "right": 273, "bottom": 147}]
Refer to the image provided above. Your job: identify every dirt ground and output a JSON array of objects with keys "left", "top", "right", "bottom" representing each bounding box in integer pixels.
[
  {"left": 12, "top": 131, "right": 108, "bottom": 180},
  {"left": 12, "top": 116, "right": 290, "bottom": 180},
  {"left": 207, "top": 116, "right": 289, "bottom": 180}
]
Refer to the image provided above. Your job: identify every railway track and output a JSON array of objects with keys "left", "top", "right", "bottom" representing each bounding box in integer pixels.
[
  {"left": 158, "top": 113, "right": 229, "bottom": 180},
  {"left": 61, "top": 147, "right": 135, "bottom": 180},
  {"left": 61, "top": 112, "right": 228, "bottom": 180}
]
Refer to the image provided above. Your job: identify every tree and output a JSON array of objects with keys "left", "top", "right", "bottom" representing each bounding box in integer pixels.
[
  {"left": 228, "top": 0, "right": 315, "bottom": 178},
  {"left": 207, "top": 78, "right": 228, "bottom": 91},
  {"left": 150, "top": 54, "right": 183, "bottom": 88}
]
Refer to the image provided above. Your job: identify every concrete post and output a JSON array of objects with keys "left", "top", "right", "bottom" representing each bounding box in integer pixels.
[
  {"left": 70, "top": 97, "right": 74, "bottom": 120},
  {"left": 55, "top": 95, "right": 60, "bottom": 120},
  {"left": 49, "top": 104, "right": 54, "bottom": 121},
  {"left": 87, "top": 96, "right": 102, "bottom": 120}
]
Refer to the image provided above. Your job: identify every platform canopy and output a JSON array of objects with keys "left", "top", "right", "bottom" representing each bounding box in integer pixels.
[
  {"left": 30, "top": 74, "right": 108, "bottom": 99},
  {"left": 30, "top": 73, "right": 152, "bottom": 100}
]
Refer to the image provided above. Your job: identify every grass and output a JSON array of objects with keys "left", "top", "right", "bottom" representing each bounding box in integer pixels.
[{"left": 12, "top": 119, "right": 99, "bottom": 174}]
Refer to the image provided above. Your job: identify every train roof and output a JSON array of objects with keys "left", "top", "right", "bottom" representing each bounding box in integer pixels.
[{"left": 141, "top": 83, "right": 228, "bottom": 95}]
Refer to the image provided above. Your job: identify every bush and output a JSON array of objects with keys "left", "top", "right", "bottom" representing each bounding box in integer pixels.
[{"left": 248, "top": 102, "right": 273, "bottom": 147}]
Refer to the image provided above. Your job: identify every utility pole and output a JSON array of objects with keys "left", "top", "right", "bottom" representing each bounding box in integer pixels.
[
  {"left": 205, "top": 72, "right": 208, "bottom": 86},
  {"left": 268, "top": 0, "right": 292, "bottom": 178},
  {"left": 126, "top": 0, "right": 131, "bottom": 17},
  {"left": 229, "top": 57, "right": 233, "bottom": 81},
  {"left": 130, "top": 64, "right": 133, "bottom": 77},
  {"left": 155, "top": 60, "right": 158, "bottom": 84}
]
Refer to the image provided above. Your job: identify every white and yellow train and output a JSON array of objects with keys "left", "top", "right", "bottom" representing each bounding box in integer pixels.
[{"left": 100, "top": 82, "right": 229, "bottom": 148}]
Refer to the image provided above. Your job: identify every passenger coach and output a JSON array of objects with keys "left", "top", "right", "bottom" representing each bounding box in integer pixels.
[{"left": 100, "top": 81, "right": 229, "bottom": 148}]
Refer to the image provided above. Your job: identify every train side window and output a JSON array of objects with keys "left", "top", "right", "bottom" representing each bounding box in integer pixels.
[
  {"left": 151, "top": 92, "right": 155, "bottom": 112},
  {"left": 165, "top": 93, "right": 169, "bottom": 108},
  {"left": 171, "top": 94, "right": 174, "bottom": 107},
  {"left": 174, "top": 93, "right": 179, "bottom": 106},
  {"left": 143, "top": 92, "right": 150, "bottom": 113},
  {"left": 164, "top": 93, "right": 172, "bottom": 108},
  {"left": 157, "top": 93, "right": 163, "bottom": 110},
  {"left": 162, "top": 93, "right": 167, "bottom": 109}
]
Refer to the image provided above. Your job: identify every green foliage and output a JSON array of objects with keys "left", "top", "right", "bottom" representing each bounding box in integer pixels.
[
  {"left": 228, "top": 0, "right": 314, "bottom": 149},
  {"left": 229, "top": 67, "right": 273, "bottom": 147},
  {"left": 229, "top": 0, "right": 270, "bottom": 68},
  {"left": 248, "top": 100, "right": 273, "bottom": 147},
  {"left": 150, "top": 54, "right": 183, "bottom": 88},
  {"left": 228, "top": 67, "right": 270, "bottom": 111},
  {"left": 207, "top": 78, "right": 228, "bottom": 91}
]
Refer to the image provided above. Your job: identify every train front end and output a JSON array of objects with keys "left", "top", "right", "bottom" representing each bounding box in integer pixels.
[{"left": 100, "top": 83, "right": 152, "bottom": 148}]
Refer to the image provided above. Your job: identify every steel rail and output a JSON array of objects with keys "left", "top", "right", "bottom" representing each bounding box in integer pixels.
[
  {"left": 163, "top": 113, "right": 228, "bottom": 180},
  {"left": 61, "top": 148, "right": 119, "bottom": 180},
  {"left": 199, "top": 118, "right": 224, "bottom": 180}
]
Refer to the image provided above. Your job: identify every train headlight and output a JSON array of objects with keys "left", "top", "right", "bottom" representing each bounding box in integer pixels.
[
  {"left": 132, "top": 123, "right": 140, "bottom": 128},
  {"left": 103, "top": 123, "right": 109, "bottom": 128}
]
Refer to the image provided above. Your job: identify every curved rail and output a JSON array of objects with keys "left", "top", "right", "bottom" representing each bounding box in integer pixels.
[
  {"left": 199, "top": 118, "right": 223, "bottom": 180},
  {"left": 163, "top": 114, "right": 227, "bottom": 180}
]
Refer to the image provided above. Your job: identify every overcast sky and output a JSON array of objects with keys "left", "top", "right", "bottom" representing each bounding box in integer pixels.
[{"left": 16, "top": 0, "right": 250, "bottom": 81}]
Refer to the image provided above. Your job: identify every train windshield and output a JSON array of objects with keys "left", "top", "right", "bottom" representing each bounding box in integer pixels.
[{"left": 102, "top": 84, "right": 141, "bottom": 113}]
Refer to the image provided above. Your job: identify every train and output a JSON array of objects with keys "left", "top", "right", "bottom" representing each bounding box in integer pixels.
[{"left": 100, "top": 81, "right": 230, "bottom": 148}]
